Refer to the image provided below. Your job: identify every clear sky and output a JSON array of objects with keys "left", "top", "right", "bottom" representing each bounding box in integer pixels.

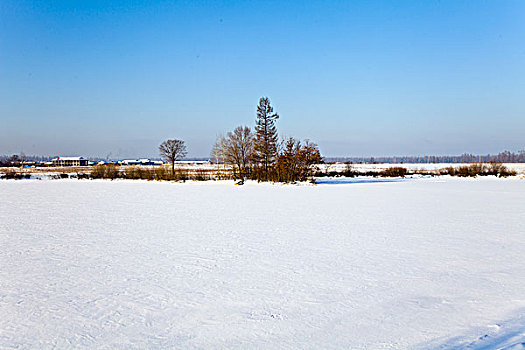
[{"left": 1, "top": 0, "right": 524, "bottom": 158}]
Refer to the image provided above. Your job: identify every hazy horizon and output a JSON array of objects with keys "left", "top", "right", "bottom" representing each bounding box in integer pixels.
[{"left": 2, "top": 1, "right": 524, "bottom": 158}]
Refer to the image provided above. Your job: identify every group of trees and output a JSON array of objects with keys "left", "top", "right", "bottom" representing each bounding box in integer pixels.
[
  {"left": 210, "top": 97, "right": 322, "bottom": 183},
  {"left": 326, "top": 150, "right": 525, "bottom": 164},
  {"left": 156, "top": 97, "right": 321, "bottom": 183},
  {"left": 490, "top": 150, "right": 525, "bottom": 163},
  {"left": 0, "top": 155, "right": 23, "bottom": 167}
]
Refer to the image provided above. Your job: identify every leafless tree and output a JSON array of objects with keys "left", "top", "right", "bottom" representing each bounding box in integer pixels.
[
  {"left": 224, "top": 126, "right": 253, "bottom": 181},
  {"left": 159, "top": 139, "right": 187, "bottom": 174},
  {"left": 211, "top": 134, "right": 227, "bottom": 179}
]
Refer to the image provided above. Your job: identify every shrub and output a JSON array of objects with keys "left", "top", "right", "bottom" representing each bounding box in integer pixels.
[
  {"left": 91, "top": 164, "right": 119, "bottom": 179},
  {"left": 340, "top": 164, "right": 358, "bottom": 177},
  {"left": 486, "top": 162, "right": 503, "bottom": 176},
  {"left": 191, "top": 169, "right": 212, "bottom": 181},
  {"left": 154, "top": 166, "right": 171, "bottom": 181},
  {"left": 104, "top": 164, "right": 118, "bottom": 179},
  {"left": 1, "top": 170, "right": 31, "bottom": 180},
  {"left": 486, "top": 162, "right": 517, "bottom": 177},
  {"left": 76, "top": 172, "right": 90, "bottom": 180},
  {"left": 456, "top": 165, "right": 471, "bottom": 177},
  {"left": 173, "top": 168, "right": 189, "bottom": 181},
  {"left": 123, "top": 166, "right": 155, "bottom": 180},
  {"left": 413, "top": 169, "right": 439, "bottom": 176},
  {"left": 380, "top": 167, "right": 407, "bottom": 177},
  {"left": 455, "top": 163, "right": 486, "bottom": 177},
  {"left": 442, "top": 167, "right": 456, "bottom": 176},
  {"left": 123, "top": 166, "right": 140, "bottom": 180},
  {"left": 498, "top": 166, "right": 517, "bottom": 177}
]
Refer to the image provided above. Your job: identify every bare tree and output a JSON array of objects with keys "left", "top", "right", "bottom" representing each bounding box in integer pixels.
[
  {"left": 211, "top": 134, "right": 227, "bottom": 179},
  {"left": 159, "top": 139, "right": 187, "bottom": 174},
  {"left": 224, "top": 126, "right": 253, "bottom": 181}
]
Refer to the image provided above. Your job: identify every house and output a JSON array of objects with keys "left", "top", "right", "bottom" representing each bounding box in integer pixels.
[
  {"left": 119, "top": 159, "right": 163, "bottom": 166},
  {"left": 120, "top": 159, "right": 142, "bottom": 166},
  {"left": 175, "top": 160, "right": 212, "bottom": 165},
  {"left": 52, "top": 157, "right": 89, "bottom": 167}
]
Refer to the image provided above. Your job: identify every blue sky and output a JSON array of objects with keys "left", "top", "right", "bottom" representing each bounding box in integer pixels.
[{"left": 1, "top": 0, "right": 524, "bottom": 158}]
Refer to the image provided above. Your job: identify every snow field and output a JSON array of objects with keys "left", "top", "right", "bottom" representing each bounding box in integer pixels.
[{"left": 0, "top": 177, "right": 524, "bottom": 349}]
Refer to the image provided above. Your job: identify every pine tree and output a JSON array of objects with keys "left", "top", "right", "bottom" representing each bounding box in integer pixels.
[{"left": 253, "top": 97, "right": 279, "bottom": 181}]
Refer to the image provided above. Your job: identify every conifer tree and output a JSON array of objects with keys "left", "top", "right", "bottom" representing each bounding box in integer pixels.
[{"left": 253, "top": 97, "right": 279, "bottom": 181}]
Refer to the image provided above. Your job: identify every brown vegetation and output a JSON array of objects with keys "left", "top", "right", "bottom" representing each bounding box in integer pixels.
[{"left": 85, "top": 164, "right": 215, "bottom": 181}]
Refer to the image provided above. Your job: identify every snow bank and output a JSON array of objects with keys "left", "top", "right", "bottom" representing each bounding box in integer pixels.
[{"left": 0, "top": 178, "right": 524, "bottom": 348}]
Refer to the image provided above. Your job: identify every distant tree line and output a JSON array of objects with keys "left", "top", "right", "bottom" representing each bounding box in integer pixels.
[
  {"left": 314, "top": 161, "right": 516, "bottom": 178},
  {"left": 325, "top": 150, "right": 525, "bottom": 164},
  {"left": 0, "top": 154, "right": 58, "bottom": 166},
  {"left": 210, "top": 97, "right": 322, "bottom": 183},
  {"left": 4, "top": 150, "right": 523, "bottom": 169},
  {"left": 0, "top": 155, "right": 23, "bottom": 167}
]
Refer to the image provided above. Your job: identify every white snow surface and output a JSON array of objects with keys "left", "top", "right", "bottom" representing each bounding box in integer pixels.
[
  {"left": 1, "top": 177, "right": 524, "bottom": 349},
  {"left": 318, "top": 163, "right": 525, "bottom": 175}
]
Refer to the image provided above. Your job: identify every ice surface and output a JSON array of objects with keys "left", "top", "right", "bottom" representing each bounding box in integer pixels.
[{"left": 0, "top": 178, "right": 524, "bottom": 349}]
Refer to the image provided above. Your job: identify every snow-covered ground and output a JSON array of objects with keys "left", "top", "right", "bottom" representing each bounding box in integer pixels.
[
  {"left": 4, "top": 162, "right": 525, "bottom": 178},
  {"left": 1, "top": 177, "right": 524, "bottom": 349},
  {"left": 318, "top": 162, "right": 525, "bottom": 175}
]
